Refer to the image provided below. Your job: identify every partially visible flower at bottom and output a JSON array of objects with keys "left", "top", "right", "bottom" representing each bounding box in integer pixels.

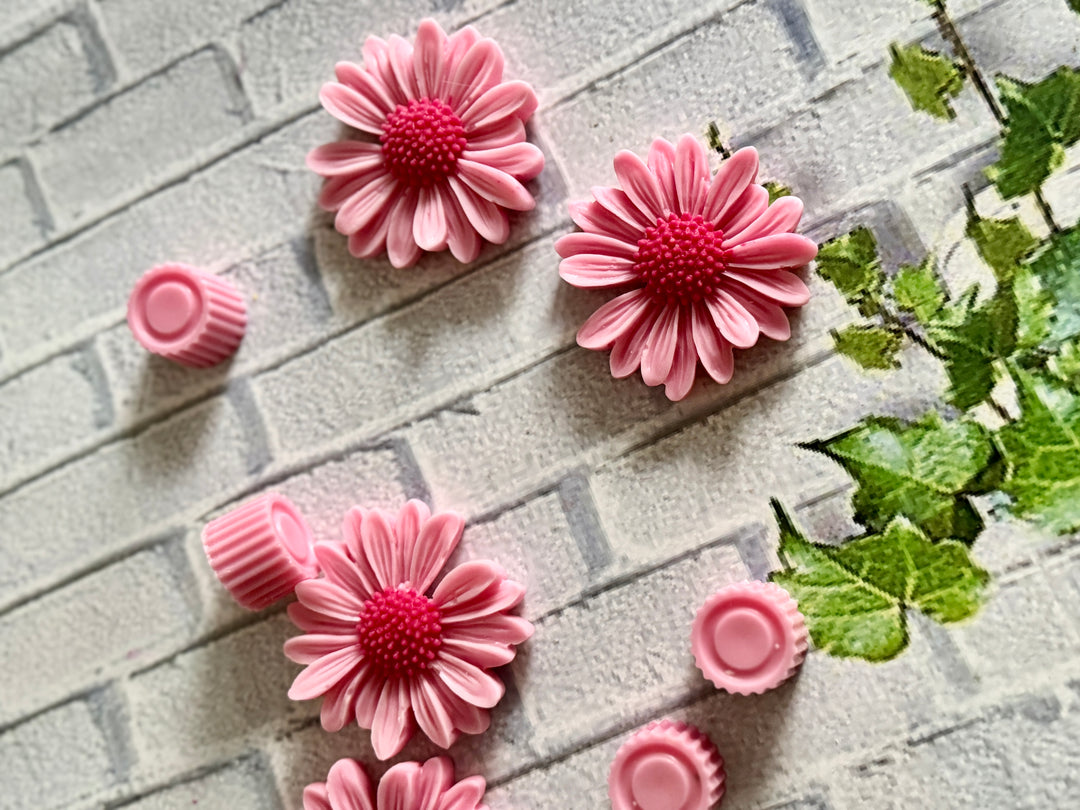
[
  {"left": 303, "top": 757, "right": 488, "bottom": 810},
  {"left": 284, "top": 500, "right": 532, "bottom": 759},
  {"left": 556, "top": 135, "right": 818, "bottom": 400}
]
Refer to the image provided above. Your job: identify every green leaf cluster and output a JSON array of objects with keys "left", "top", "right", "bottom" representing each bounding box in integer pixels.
[
  {"left": 770, "top": 502, "right": 989, "bottom": 661},
  {"left": 888, "top": 42, "right": 966, "bottom": 120}
]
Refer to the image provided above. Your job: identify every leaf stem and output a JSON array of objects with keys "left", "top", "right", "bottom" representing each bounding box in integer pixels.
[
  {"left": 930, "top": 1, "right": 1005, "bottom": 125},
  {"left": 1033, "top": 188, "right": 1062, "bottom": 234}
]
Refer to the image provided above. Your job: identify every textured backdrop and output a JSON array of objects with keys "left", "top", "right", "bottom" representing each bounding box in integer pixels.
[{"left": 1, "top": 0, "right": 1079, "bottom": 808}]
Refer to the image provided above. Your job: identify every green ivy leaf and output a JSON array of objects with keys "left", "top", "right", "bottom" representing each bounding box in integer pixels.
[
  {"left": 803, "top": 411, "right": 1004, "bottom": 542},
  {"left": 764, "top": 181, "right": 792, "bottom": 204},
  {"left": 987, "top": 69, "right": 1080, "bottom": 198},
  {"left": 926, "top": 286, "right": 1008, "bottom": 409},
  {"left": 893, "top": 256, "right": 945, "bottom": 323},
  {"left": 888, "top": 42, "right": 965, "bottom": 120},
  {"left": 1012, "top": 265, "right": 1054, "bottom": 351},
  {"left": 1027, "top": 226, "right": 1080, "bottom": 347},
  {"left": 832, "top": 324, "right": 904, "bottom": 370},
  {"left": 965, "top": 215, "right": 1039, "bottom": 282},
  {"left": 998, "top": 368, "right": 1080, "bottom": 534},
  {"left": 816, "top": 227, "right": 884, "bottom": 317},
  {"left": 1048, "top": 339, "right": 1080, "bottom": 388},
  {"left": 770, "top": 502, "right": 989, "bottom": 662}
]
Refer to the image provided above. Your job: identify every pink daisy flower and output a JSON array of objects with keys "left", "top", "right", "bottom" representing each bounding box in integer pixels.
[
  {"left": 304, "top": 757, "right": 488, "bottom": 810},
  {"left": 307, "top": 18, "right": 544, "bottom": 268},
  {"left": 556, "top": 135, "right": 818, "bottom": 401},
  {"left": 284, "top": 500, "right": 532, "bottom": 760}
]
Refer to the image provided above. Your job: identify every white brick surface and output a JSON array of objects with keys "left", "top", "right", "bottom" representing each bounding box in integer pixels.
[
  {"left": 802, "top": 0, "right": 932, "bottom": 67},
  {"left": 32, "top": 48, "right": 250, "bottom": 224},
  {"left": 0, "top": 160, "right": 47, "bottom": 265},
  {"left": 957, "top": 0, "right": 1080, "bottom": 81},
  {"left": 117, "top": 756, "right": 280, "bottom": 810}
]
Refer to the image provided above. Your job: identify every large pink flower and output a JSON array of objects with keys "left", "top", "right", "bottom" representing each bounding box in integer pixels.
[
  {"left": 308, "top": 18, "right": 544, "bottom": 268},
  {"left": 284, "top": 500, "right": 532, "bottom": 760},
  {"left": 556, "top": 135, "right": 818, "bottom": 400},
  {"left": 304, "top": 757, "right": 487, "bottom": 810}
]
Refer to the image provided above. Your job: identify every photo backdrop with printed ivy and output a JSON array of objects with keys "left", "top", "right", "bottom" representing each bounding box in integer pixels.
[{"left": 767, "top": 0, "right": 1080, "bottom": 661}]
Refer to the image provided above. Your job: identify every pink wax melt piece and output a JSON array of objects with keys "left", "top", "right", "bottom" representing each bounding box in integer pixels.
[
  {"left": 201, "top": 493, "right": 319, "bottom": 610},
  {"left": 609, "top": 719, "right": 725, "bottom": 810},
  {"left": 127, "top": 263, "right": 246, "bottom": 366},
  {"left": 691, "top": 581, "right": 808, "bottom": 695}
]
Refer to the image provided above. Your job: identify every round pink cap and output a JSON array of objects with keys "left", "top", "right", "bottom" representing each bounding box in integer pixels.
[
  {"left": 691, "top": 581, "right": 808, "bottom": 695},
  {"left": 609, "top": 719, "right": 725, "bottom": 810},
  {"left": 202, "top": 493, "right": 319, "bottom": 610},
  {"left": 127, "top": 263, "right": 246, "bottom": 367}
]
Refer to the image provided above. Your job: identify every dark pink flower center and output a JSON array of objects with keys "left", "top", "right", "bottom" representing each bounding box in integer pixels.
[
  {"left": 356, "top": 587, "right": 443, "bottom": 679},
  {"left": 380, "top": 98, "right": 467, "bottom": 187},
  {"left": 635, "top": 212, "right": 728, "bottom": 306}
]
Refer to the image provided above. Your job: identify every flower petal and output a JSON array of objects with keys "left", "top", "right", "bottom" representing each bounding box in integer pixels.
[
  {"left": 284, "top": 633, "right": 354, "bottom": 665},
  {"left": 465, "top": 118, "right": 525, "bottom": 150},
  {"left": 593, "top": 185, "right": 654, "bottom": 230},
  {"left": 441, "top": 579, "right": 526, "bottom": 624},
  {"left": 435, "top": 655, "right": 504, "bottom": 708},
  {"left": 335, "top": 172, "right": 398, "bottom": 235},
  {"left": 361, "top": 507, "right": 401, "bottom": 589},
  {"left": 610, "top": 302, "right": 661, "bottom": 378},
  {"left": 718, "top": 184, "right": 768, "bottom": 240},
  {"left": 414, "top": 184, "right": 450, "bottom": 252},
  {"left": 411, "top": 676, "right": 458, "bottom": 749},
  {"left": 439, "top": 613, "right": 534, "bottom": 646},
  {"left": 395, "top": 499, "right": 429, "bottom": 550},
  {"left": 639, "top": 305, "right": 680, "bottom": 386},
  {"left": 663, "top": 311, "right": 698, "bottom": 401},
  {"left": 707, "top": 290, "right": 760, "bottom": 348},
  {"left": 378, "top": 762, "right": 420, "bottom": 810},
  {"left": 414, "top": 757, "right": 455, "bottom": 810},
  {"left": 327, "top": 759, "right": 376, "bottom": 810},
  {"left": 613, "top": 150, "right": 664, "bottom": 220},
  {"left": 432, "top": 560, "right": 504, "bottom": 611},
  {"left": 334, "top": 61, "right": 396, "bottom": 114},
  {"left": 558, "top": 254, "right": 639, "bottom": 288},
  {"left": 443, "top": 190, "right": 483, "bottom": 262},
  {"left": 568, "top": 199, "right": 641, "bottom": 243},
  {"left": 460, "top": 142, "right": 544, "bottom": 180},
  {"left": 407, "top": 509, "right": 464, "bottom": 593},
  {"left": 675, "top": 134, "right": 709, "bottom": 214},
  {"left": 733, "top": 286, "right": 792, "bottom": 340},
  {"left": 447, "top": 38, "right": 503, "bottom": 109},
  {"left": 646, "top": 138, "right": 677, "bottom": 214},
  {"left": 319, "top": 170, "right": 383, "bottom": 211},
  {"left": 555, "top": 232, "right": 637, "bottom": 260},
  {"left": 295, "top": 579, "right": 364, "bottom": 621},
  {"left": 703, "top": 146, "right": 758, "bottom": 224},
  {"left": 730, "top": 195, "right": 805, "bottom": 244},
  {"left": 725, "top": 232, "right": 818, "bottom": 270},
  {"left": 441, "top": 638, "right": 516, "bottom": 668},
  {"left": 691, "top": 303, "right": 735, "bottom": 384},
  {"left": 438, "top": 776, "right": 486, "bottom": 810},
  {"left": 413, "top": 18, "right": 447, "bottom": 99},
  {"left": 315, "top": 541, "right": 377, "bottom": 600},
  {"left": 288, "top": 645, "right": 361, "bottom": 701},
  {"left": 304, "top": 783, "right": 333, "bottom": 810},
  {"left": 342, "top": 510, "right": 385, "bottom": 592},
  {"left": 463, "top": 81, "right": 538, "bottom": 132},
  {"left": 372, "top": 678, "right": 414, "bottom": 760},
  {"left": 307, "top": 141, "right": 383, "bottom": 177},
  {"left": 576, "top": 288, "right": 652, "bottom": 350},
  {"left": 445, "top": 26, "right": 481, "bottom": 75},
  {"left": 387, "top": 187, "right": 423, "bottom": 268},
  {"left": 723, "top": 269, "right": 811, "bottom": 307},
  {"left": 353, "top": 665, "right": 381, "bottom": 728},
  {"left": 456, "top": 159, "right": 535, "bottom": 211},
  {"left": 362, "top": 36, "right": 403, "bottom": 104},
  {"left": 319, "top": 82, "right": 386, "bottom": 134},
  {"left": 320, "top": 671, "right": 364, "bottom": 733},
  {"left": 347, "top": 203, "right": 393, "bottom": 259},
  {"left": 448, "top": 175, "right": 510, "bottom": 244},
  {"left": 388, "top": 34, "right": 419, "bottom": 100},
  {"left": 288, "top": 601, "right": 356, "bottom": 634}
]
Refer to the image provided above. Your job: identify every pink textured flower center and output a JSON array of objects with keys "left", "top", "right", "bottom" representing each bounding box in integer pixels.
[
  {"left": 357, "top": 587, "right": 443, "bottom": 678},
  {"left": 635, "top": 212, "right": 727, "bottom": 306},
  {"left": 380, "top": 98, "right": 467, "bottom": 187}
]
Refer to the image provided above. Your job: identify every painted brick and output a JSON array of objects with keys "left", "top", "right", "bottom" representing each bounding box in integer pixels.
[
  {"left": 0, "top": 347, "right": 109, "bottom": 492},
  {"left": 0, "top": 18, "right": 107, "bottom": 145},
  {"left": 512, "top": 542, "right": 747, "bottom": 756},
  {"left": 957, "top": 0, "right": 1080, "bottom": 82},
  {"left": 405, "top": 271, "right": 849, "bottom": 516},
  {"left": 0, "top": 393, "right": 259, "bottom": 609},
  {"left": 0, "top": 698, "right": 116, "bottom": 809},
  {"left": 590, "top": 351, "right": 948, "bottom": 567},
  {"left": 479, "top": 0, "right": 734, "bottom": 104},
  {"left": 253, "top": 234, "right": 594, "bottom": 457},
  {"left": 544, "top": 7, "right": 811, "bottom": 199},
  {"left": 116, "top": 755, "right": 281, "bottom": 810},
  {"left": 456, "top": 493, "right": 590, "bottom": 620},
  {"left": 124, "top": 614, "right": 307, "bottom": 783},
  {"left": 485, "top": 738, "right": 614, "bottom": 810},
  {"left": 801, "top": 0, "right": 932, "bottom": 67},
  {"left": 0, "top": 113, "right": 327, "bottom": 377},
  {"left": 97, "top": 0, "right": 278, "bottom": 79},
  {"left": 0, "top": 1, "right": 70, "bottom": 46},
  {"left": 0, "top": 544, "right": 197, "bottom": 726},
  {"left": 0, "top": 161, "right": 46, "bottom": 266},
  {"left": 32, "top": 48, "right": 251, "bottom": 224},
  {"left": 96, "top": 240, "right": 331, "bottom": 427}
]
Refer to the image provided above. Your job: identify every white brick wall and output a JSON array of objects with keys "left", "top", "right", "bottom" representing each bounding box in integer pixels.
[{"left": 3, "top": 0, "right": 1079, "bottom": 808}]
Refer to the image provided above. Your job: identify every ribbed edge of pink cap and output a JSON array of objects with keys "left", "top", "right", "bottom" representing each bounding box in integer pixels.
[
  {"left": 201, "top": 493, "right": 320, "bottom": 610},
  {"left": 691, "top": 581, "right": 808, "bottom": 695},
  {"left": 609, "top": 719, "right": 725, "bottom": 810},
  {"left": 127, "top": 263, "right": 246, "bottom": 367}
]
